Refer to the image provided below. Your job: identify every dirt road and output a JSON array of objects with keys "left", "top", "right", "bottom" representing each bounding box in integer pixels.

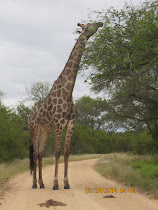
[{"left": 0, "top": 159, "right": 158, "bottom": 210}]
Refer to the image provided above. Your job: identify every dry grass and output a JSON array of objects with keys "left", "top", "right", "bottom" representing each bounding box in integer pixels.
[{"left": 0, "top": 159, "right": 29, "bottom": 185}]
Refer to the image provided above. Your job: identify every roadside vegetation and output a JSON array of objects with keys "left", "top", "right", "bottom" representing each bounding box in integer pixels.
[{"left": 95, "top": 153, "right": 158, "bottom": 198}]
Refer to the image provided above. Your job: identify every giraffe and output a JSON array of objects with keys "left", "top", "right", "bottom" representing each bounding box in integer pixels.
[{"left": 28, "top": 22, "right": 103, "bottom": 190}]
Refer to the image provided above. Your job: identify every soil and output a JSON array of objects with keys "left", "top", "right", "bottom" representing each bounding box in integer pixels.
[{"left": 0, "top": 159, "right": 158, "bottom": 210}]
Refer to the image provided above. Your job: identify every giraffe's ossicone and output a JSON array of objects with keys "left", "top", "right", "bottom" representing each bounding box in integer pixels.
[{"left": 28, "top": 22, "right": 103, "bottom": 190}]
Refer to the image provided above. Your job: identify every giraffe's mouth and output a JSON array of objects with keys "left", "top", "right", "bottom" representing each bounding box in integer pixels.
[
  {"left": 76, "top": 23, "right": 83, "bottom": 33},
  {"left": 77, "top": 23, "right": 86, "bottom": 30}
]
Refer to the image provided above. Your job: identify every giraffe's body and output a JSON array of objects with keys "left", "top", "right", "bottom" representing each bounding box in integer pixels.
[{"left": 28, "top": 22, "right": 103, "bottom": 189}]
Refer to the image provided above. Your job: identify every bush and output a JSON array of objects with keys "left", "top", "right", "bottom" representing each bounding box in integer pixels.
[{"left": 0, "top": 105, "right": 29, "bottom": 162}]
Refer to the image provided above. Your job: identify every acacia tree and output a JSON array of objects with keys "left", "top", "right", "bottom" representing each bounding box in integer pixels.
[{"left": 81, "top": 0, "right": 158, "bottom": 150}]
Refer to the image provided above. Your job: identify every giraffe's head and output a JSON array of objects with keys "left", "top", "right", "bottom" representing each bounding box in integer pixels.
[{"left": 77, "top": 22, "right": 103, "bottom": 38}]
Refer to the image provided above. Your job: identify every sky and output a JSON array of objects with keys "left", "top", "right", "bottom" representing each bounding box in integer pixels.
[{"left": 0, "top": 0, "right": 145, "bottom": 107}]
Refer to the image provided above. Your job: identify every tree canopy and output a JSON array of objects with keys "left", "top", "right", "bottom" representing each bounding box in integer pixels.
[{"left": 81, "top": 0, "right": 158, "bottom": 149}]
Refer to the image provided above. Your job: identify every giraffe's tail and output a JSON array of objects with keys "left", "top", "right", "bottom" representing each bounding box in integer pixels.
[{"left": 29, "top": 144, "right": 34, "bottom": 174}]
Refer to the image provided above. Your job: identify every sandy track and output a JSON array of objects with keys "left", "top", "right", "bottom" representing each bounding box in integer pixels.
[{"left": 0, "top": 159, "right": 158, "bottom": 210}]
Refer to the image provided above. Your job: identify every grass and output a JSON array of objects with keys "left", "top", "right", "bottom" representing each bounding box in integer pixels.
[
  {"left": 95, "top": 153, "right": 158, "bottom": 199},
  {"left": 0, "top": 154, "right": 102, "bottom": 186},
  {"left": 0, "top": 159, "right": 29, "bottom": 186},
  {"left": 130, "top": 159, "right": 158, "bottom": 178}
]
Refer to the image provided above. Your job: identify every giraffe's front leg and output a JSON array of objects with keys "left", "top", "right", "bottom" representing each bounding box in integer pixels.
[
  {"left": 64, "top": 152, "right": 70, "bottom": 189},
  {"left": 64, "top": 119, "right": 75, "bottom": 189},
  {"left": 53, "top": 129, "right": 63, "bottom": 190}
]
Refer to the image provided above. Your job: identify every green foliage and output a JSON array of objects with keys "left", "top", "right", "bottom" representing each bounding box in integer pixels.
[
  {"left": 16, "top": 103, "right": 31, "bottom": 131},
  {"left": 82, "top": 0, "right": 158, "bottom": 88},
  {"left": 71, "top": 124, "right": 97, "bottom": 154},
  {"left": 81, "top": 0, "right": 158, "bottom": 150},
  {"left": 112, "top": 131, "right": 155, "bottom": 155},
  {"left": 75, "top": 96, "right": 107, "bottom": 130},
  {"left": 0, "top": 105, "right": 29, "bottom": 162},
  {"left": 131, "top": 159, "right": 158, "bottom": 178},
  {"left": 71, "top": 124, "right": 126, "bottom": 154}
]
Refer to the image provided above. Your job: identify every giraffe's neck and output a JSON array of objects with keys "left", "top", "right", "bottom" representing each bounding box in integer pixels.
[{"left": 54, "top": 34, "right": 88, "bottom": 99}]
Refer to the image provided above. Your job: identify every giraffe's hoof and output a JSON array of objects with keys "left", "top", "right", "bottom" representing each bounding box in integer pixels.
[
  {"left": 40, "top": 185, "right": 45, "bottom": 189},
  {"left": 64, "top": 185, "right": 70, "bottom": 189},
  {"left": 53, "top": 185, "right": 59, "bottom": 190},
  {"left": 32, "top": 184, "right": 37, "bottom": 189}
]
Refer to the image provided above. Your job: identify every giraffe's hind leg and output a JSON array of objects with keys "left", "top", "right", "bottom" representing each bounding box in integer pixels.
[
  {"left": 32, "top": 154, "right": 38, "bottom": 189},
  {"left": 38, "top": 126, "right": 49, "bottom": 188},
  {"left": 38, "top": 155, "right": 45, "bottom": 188}
]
